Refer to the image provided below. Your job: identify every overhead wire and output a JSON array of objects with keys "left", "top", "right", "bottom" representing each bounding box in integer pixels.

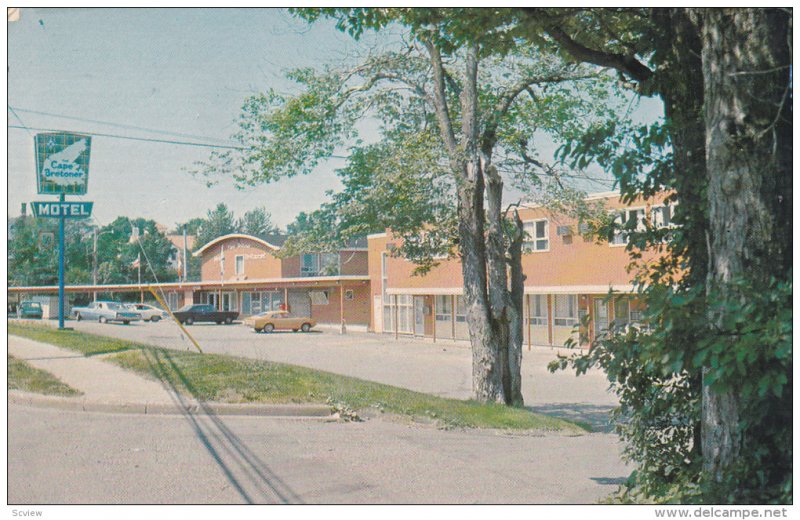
[
  {"left": 8, "top": 106, "right": 237, "bottom": 144},
  {"left": 8, "top": 125, "right": 244, "bottom": 150}
]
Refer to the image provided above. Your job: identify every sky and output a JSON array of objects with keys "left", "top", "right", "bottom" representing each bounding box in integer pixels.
[{"left": 7, "top": 7, "right": 663, "bottom": 231}]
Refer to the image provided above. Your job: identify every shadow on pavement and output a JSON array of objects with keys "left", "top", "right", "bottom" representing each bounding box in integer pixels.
[
  {"left": 141, "top": 349, "right": 304, "bottom": 504},
  {"left": 526, "top": 403, "right": 617, "bottom": 433}
]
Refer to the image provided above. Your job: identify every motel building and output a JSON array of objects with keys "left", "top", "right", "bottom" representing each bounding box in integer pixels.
[
  {"left": 368, "top": 191, "right": 674, "bottom": 348},
  {"left": 9, "top": 191, "right": 674, "bottom": 347}
]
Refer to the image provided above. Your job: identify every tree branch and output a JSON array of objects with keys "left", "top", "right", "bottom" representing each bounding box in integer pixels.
[
  {"left": 532, "top": 20, "right": 654, "bottom": 84},
  {"left": 423, "top": 38, "right": 460, "bottom": 164}
]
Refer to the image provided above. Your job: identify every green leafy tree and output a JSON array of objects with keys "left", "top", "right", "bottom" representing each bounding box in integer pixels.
[
  {"left": 94, "top": 217, "right": 176, "bottom": 287},
  {"left": 195, "top": 8, "right": 618, "bottom": 406},
  {"left": 194, "top": 203, "right": 237, "bottom": 250},
  {"left": 237, "top": 206, "right": 281, "bottom": 241}
]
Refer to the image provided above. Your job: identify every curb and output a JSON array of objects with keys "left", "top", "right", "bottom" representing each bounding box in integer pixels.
[{"left": 8, "top": 391, "right": 334, "bottom": 418}]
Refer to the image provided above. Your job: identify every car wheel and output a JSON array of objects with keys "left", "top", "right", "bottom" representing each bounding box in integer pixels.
[
  {"left": 185, "top": 317, "right": 193, "bottom": 325},
  {"left": 123, "top": 320, "right": 130, "bottom": 325},
  {"left": 254, "top": 327, "right": 263, "bottom": 333},
  {"left": 99, "top": 316, "right": 107, "bottom": 324},
  {"left": 216, "top": 320, "right": 222, "bottom": 325},
  {"left": 301, "top": 323, "right": 312, "bottom": 333},
  {"left": 76, "top": 313, "right": 82, "bottom": 321},
  {"left": 151, "top": 316, "right": 161, "bottom": 323},
  {"left": 224, "top": 317, "right": 233, "bottom": 325},
  {"left": 264, "top": 323, "right": 275, "bottom": 333}
]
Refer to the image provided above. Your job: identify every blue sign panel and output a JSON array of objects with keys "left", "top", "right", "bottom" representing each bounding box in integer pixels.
[
  {"left": 35, "top": 132, "right": 92, "bottom": 195},
  {"left": 31, "top": 201, "right": 93, "bottom": 219}
]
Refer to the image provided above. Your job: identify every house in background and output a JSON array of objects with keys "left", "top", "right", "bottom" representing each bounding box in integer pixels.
[{"left": 164, "top": 233, "right": 196, "bottom": 281}]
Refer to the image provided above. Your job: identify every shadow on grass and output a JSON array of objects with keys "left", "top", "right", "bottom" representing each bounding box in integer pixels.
[
  {"left": 526, "top": 403, "right": 616, "bottom": 433},
  {"left": 141, "top": 348, "right": 303, "bottom": 505}
]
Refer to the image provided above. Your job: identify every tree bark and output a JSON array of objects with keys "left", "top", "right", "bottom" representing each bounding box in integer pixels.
[
  {"left": 507, "top": 209, "right": 526, "bottom": 406},
  {"left": 694, "top": 7, "right": 792, "bottom": 482}
]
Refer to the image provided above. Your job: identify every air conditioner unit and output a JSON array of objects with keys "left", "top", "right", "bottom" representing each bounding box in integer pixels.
[
  {"left": 578, "top": 223, "right": 591, "bottom": 234},
  {"left": 556, "top": 225, "right": 573, "bottom": 236}
]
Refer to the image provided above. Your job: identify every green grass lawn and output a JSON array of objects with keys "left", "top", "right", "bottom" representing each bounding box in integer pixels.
[
  {"left": 9, "top": 322, "right": 588, "bottom": 433},
  {"left": 8, "top": 354, "right": 83, "bottom": 397}
]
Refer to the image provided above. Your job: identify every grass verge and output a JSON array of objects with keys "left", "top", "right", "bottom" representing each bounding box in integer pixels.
[
  {"left": 9, "top": 323, "right": 588, "bottom": 433},
  {"left": 8, "top": 354, "right": 83, "bottom": 397}
]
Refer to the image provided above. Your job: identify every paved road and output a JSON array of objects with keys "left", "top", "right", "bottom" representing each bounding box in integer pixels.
[
  {"left": 8, "top": 404, "right": 628, "bottom": 504},
  {"left": 31, "top": 319, "right": 617, "bottom": 428}
]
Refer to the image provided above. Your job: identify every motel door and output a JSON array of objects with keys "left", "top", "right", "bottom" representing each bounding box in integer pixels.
[
  {"left": 413, "top": 296, "right": 425, "bottom": 336},
  {"left": 206, "top": 292, "right": 219, "bottom": 310},
  {"left": 593, "top": 298, "right": 609, "bottom": 337}
]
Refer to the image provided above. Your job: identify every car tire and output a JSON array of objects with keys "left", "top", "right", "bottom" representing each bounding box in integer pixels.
[
  {"left": 254, "top": 327, "right": 263, "bottom": 333},
  {"left": 99, "top": 316, "right": 107, "bottom": 324},
  {"left": 216, "top": 321, "right": 222, "bottom": 325},
  {"left": 76, "top": 313, "right": 82, "bottom": 321},
  {"left": 123, "top": 321, "right": 130, "bottom": 325},
  {"left": 301, "top": 323, "right": 312, "bottom": 333},
  {"left": 185, "top": 317, "right": 193, "bottom": 325},
  {"left": 151, "top": 316, "right": 161, "bottom": 323},
  {"left": 264, "top": 323, "right": 275, "bottom": 333},
  {"left": 224, "top": 317, "right": 233, "bottom": 325}
]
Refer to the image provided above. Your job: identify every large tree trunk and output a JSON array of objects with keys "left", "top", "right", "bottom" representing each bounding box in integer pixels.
[
  {"left": 507, "top": 209, "right": 526, "bottom": 406},
  {"left": 651, "top": 6, "right": 709, "bottom": 462},
  {"left": 695, "top": 7, "right": 792, "bottom": 482},
  {"left": 458, "top": 178, "right": 505, "bottom": 403}
]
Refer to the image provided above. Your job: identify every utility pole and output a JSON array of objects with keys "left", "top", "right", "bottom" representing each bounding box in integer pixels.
[
  {"left": 182, "top": 225, "right": 188, "bottom": 282},
  {"left": 92, "top": 228, "right": 98, "bottom": 301}
]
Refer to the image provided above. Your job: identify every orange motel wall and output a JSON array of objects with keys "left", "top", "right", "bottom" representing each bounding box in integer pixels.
[
  {"left": 199, "top": 236, "right": 283, "bottom": 282},
  {"left": 369, "top": 192, "right": 673, "bottom": 348}
]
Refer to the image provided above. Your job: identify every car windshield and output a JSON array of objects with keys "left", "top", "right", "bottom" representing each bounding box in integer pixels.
[
  {"left": 106, "top": 303, "right": 122, "bottom": 310},
  {"left": 177, "top": 304, "right": 194, "bottom": 312}
]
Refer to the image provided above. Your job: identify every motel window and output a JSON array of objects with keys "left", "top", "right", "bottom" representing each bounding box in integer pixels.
[
  {"left": 553, "top": 295, "right": 578, "bottom": 327},
  {"left": 611, "top": 209, "right": 646, "bottom": 246},
  {"left": 528, "top": 295, "right": 548, "bottom": 326},
  {"left": 652, "top": 205, "right": 674, "bottom": 229},
  {"left": 523, "top": 219, "right": 549, "bottom": 252},
  {"left": 301, "top": 254, "right": 319, "bottom": 276},
  {"left": 396, "top": 295, "right": 413, "bottom": 334},
  {"left": 435, "top": 295, "right": 452, "bottom": 322},
  {"left": 310, "top": 290, "right": 329, "bottom": 305},
  {"left": 235, "top": 255, "right": 244, "bottom": 275},
  {"left": 344, "top": 289, "right": 354, "bottom": 301},
  {"left": 455, "top": 296, "right": 467, "bottom": 323},
  {"left": 613, "top": 298, "right": 630, "bottom": 329},
  {"left": 319, "top": 253, "right": 340, "bottom": 276}
]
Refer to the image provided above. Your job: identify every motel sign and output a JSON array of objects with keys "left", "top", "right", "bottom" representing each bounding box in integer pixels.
[{"left": 31, "top": 201, "right": 93, "bottom": 219}]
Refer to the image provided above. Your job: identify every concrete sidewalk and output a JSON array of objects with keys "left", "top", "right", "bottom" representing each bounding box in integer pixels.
[{"left": 7, "top": 335, "right": 332, "bottom": 417}]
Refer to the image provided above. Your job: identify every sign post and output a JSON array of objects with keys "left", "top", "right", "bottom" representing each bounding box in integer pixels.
[
  {"left": 33, "top": 132, "right": 92, "bottom": 330},
  {"left": 58, "top": 193, "right": 65, "bottom": 328}
]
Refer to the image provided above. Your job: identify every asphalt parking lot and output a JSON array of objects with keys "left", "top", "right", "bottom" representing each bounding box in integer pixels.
[{"left": 21, "top": 318, "right": 618, "bottom": 427}]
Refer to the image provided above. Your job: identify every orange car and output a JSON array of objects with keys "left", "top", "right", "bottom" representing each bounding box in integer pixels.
[{"left": 243, "top": 310, "right": 316, "bottom": 333}]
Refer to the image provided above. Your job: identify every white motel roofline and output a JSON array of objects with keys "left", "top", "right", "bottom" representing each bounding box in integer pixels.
[
  {"left": 385, "top": 284, "right": 636, "bottom": 296},
  {"left": 8, "top": 275, "right": 371, "bottom": 294}
]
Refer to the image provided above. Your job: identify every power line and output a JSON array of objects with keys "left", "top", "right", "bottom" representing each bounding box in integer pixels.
[
  {"left": 8, "top": 125, "right": 244, "bottom": 150},
  {"left": 8, "top": 106, "right": 237, "bottom": 145},
  {"left": 8, "top": 106, "right": 33, "bottom": 137}
]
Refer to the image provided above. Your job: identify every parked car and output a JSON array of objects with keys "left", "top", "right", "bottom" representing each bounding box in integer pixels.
[
  {"left": 172, "top": 304, "right": 238, "bottom": 325},
  {"left": 16, "top": 301, "right": 43, "bottom": 319},
  {"left": 71, "top": 301, "right": 142, "bottom": 324},
  {"left": 244, "top": 310, "right": 316, "bottom": 333},
  {"left": 125, "top": 303, "right": 169, "bottom": 322}
]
